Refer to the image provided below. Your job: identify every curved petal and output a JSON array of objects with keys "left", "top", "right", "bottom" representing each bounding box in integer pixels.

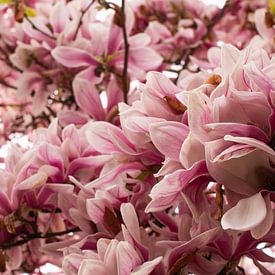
[
  {"left": 149, "top": 121, "right": 189, "bottom": 161},
  {"left": 251, "top": 194, "right": 273, "bottom": 239},
  {"left": 116, "top": 241, "right": 141, "bottom": 275},
  {"left": 180, "top": 133, "right": 205, "bottom": 168},
  {"left": 50, "top": 2, "right": 69, "bottom": 33},
  {"left": 15, "top": 172, "right": 48, "bottom": 191},
  {"left": 131, "top": 257, "right": 162, "bottom": 275},
  {"left": 51, "top": 47, "right": 98, "bottom": 68},
  {"left": 78, "top": 259, "right": 109, "bottom": 275},
  {"left": 221, "top": 193, "right": 267, "bottom": 231},
  {"left": 120, "top": 203, "right": 141, "bottom": 241},
  {"left": 73, "top": 78, "right": 105, "bottom": 120}
]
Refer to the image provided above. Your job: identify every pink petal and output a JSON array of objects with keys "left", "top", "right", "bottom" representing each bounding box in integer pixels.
[
  {"left": 6, "top": 247, "right": 23, "bottom": 270},
  {"left": 106, "top": 79, "right": 123, "bottom": 112},
  {"left": 149, "top": 121, "right": 189, "bottom": 161},
  {"left": 107, "top": 25, "right": 123, "bottom": 53},
  {"left": 17, "top": 71, "right": 42, "bottom": 99},
  {"left": 120, "top": 203, "right": 141, "bottom": 241},
  {"left": 128, "top": 33, "right": 150, "bottom": 48},
  {"left": 141, "top": 90, "right": 179, "bottom": 121},
  {"left": 0, "top": 191, "right": 12, "bottom": 214},
  {"left": 15, "top": 172, "right": 48, "bottom": 191},
  {"left": 70, "top": 210, "right": 93, "bottom": 234},
  {"left": 255, "top": 9, "right": 275, "bottom": 40},
  {"left": 146, "top": 161, "right": 208, "bottom": 212},
  {"left": 131, "top": 257, "right": 163, "bottom": 275},
  {"left": 58, "top": 110, "right": 89, "bottom": 126},
  {"left": 89, "top": 23, "right": 108, "bottom": 56},
  {"left": 224, "top": 135, "right": 275, "bottom": 156},
  {"left": 32, "top": 88, "right": 49, "bottom": 116},
  {"left": 244, "top": 62, "right": 274, "bottom": 94},
  {"left": 67, "top": 155, "right": 112, "bottom": 176},
  {"left": 251, "top": 194, "right": 273, "bottom": 239},
  {"left": 187, "top": 92, "right": 213, "bottom": 143},
  {"left": 221, "top": 193, "right": 267, "bottom": 231},
  {"left": 128, "top": 47, "right": 163, "bottom": 72},
  {"left": 51, "top": 46, "right": 98, "bottom": 68},
  {"left": 86, "top": 162, "right": 144, "bottom": 190},
  {"left": 145, "top": 72, "right": 181, "bottom": 97},
  {"left": 103, "top": 239, "right": 119, "bottom": 271},
  {"left": 205, "top": 123, "right": 268, "bottom": 142},
  {"left": 167, "top": 227, "right": 221, "bottom": 270},
  {"left": 73, "top": 78, "right": 105, "bottom": 120},
  {"left": 206, "top": 139, "right": 270, "bottom": 195},
  {"left": 86, "top": 198, "right": 106, "bottom": 224},
  {"left": 38, "top": 143, "right": 64, "bottom": 171},
  {"left": 179, "top": 133, "right": 205, "bottom": 168},
  {"left": 86, "top": 122, "right": 136, "bottom": 154},
  {"left": 220, "top": 44, "right": 240, "bottom": 76},
  {"left": 78, "top": 259, "right": 109, "bottom": 275},
  {"left": 116, "top": 241, "right": 141, "bottom": 275},
  {"left": 50, "top": 3, "right": 69, "bottom": 33}
]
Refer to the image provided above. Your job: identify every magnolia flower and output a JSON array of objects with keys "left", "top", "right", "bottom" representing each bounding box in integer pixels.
[
  {"left": 179, "top": 44, "right": 275, "bottom": 236},
  {"left": 51, "top": 6, "right": 162, "bottom": 83},
  {"left": 63, "top": 203, "right": 163, "bottom": 275}
]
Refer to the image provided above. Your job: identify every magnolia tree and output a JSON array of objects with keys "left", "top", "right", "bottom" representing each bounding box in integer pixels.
[{"left": 0, "top": 0, "right": 274, "bottom": 274}]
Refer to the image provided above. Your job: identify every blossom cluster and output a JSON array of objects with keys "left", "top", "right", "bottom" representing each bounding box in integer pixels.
[{"left": 0, "top": 0, "right": 274, "bottom": 274}]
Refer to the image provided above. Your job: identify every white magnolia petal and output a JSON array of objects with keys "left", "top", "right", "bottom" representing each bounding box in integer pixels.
[
  {"left": 221, "top": 193, "right": 267, "bottom": 231},
  {"left": 251, "top": 195, "right": 273, "bottom": 239}
]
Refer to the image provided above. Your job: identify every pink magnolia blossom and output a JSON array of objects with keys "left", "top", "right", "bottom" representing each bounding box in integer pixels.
[
  {"left": 177, "top": 44, "right": 275, "bottom": 236},
  {"left": 51, "top": 5, "right": 163, "bottom": 82},
  {"left": 0, "top": 0, "right": 274, "bottom": 274},
  {"left": 62, "top": 203, "right": 163, "bottom": 275}
]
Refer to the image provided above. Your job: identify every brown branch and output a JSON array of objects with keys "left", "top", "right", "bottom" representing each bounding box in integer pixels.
[
  {"left": 121, "top": 0, "right": 130, "bottom": 103},
  {"left": 31, "top": 54, "right": 49, "bottom": 69},
  {"left": 25, "top": 16, "right": 56, "bottom": 40},
  {"left": 0, "top": 79, "right": 17, "bottom": 90},
  {"left": 73, "top": 0, "right": 95, "bottom": 40},
  {"left": 0, "top": 102, "right": 31, "bottom": 108},
  {"left": 174, "top": 0, "right": 230, "bottom": 80},
  {"left": 168, "top": 250, "right": 198, "bottom": 275},
  {"left": 203, "top": 0, "right": 230, "bottom": 39},
  {"left": 0, "top": 227, "right": 80, "bottom": 250},
  {"left": 214, "top": 183, "right": 224, "bottom": 221},
  {"left": 0, "top": 46, "right": 23, "bottom": 73}
]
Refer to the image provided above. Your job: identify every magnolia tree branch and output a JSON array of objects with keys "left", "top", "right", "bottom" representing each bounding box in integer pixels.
[
  {"left": 24, "top": 16, "right": 56, "bottom": 40},
  {"left": 204, "top": 0, "right": 230, "bottom": 35},
  {"left": 0, "top": 227, "right": 80, "bottom": 250},
  {"left": 0, "top": 102, "right": 31, "bottom": 108},
  {"left": 73, "top": 0, "right": 95, "bottom": 40},
  {"left": 175, "top": 0, "right": 230, "bottom": 79},
  {"left": 0, "top": 79, "right": 17, "bottom": 90},
  {"left": 121, "top": 0, "right": 129, "bottom": 103},
  {"left": 0, "top": 46, "right": 23, "bottom": 73}
]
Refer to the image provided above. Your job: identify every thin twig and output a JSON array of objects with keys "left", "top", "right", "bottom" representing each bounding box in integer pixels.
[
  {"left": 203, "top": 0, "right": 230, "bottom": 38},
  {"left": 31, "top": 54, "right": 49, "bottom": 69},
  {"left": 0, "top": 227, "right": 80, "bottom": 250},
  {"left": 0, "top": 46, "right": 23, "bottom": 73},
  {"left": 0, "top": 79, "right": 17, "bottom": 90},
  {"left": 175, "top": 0, "right": 230, "bottom": 81},
  {"left": 0, "top": 102, "right": 31, "bottom": 108},
  {"left": 121, "top": 0, "right": 129, "bottom": 103},
  {"left": 73, "top": 0, "right": 95, "bottom": 40},
  {"left": 25, "top": 16, "right": 56, "bottom": 40}
]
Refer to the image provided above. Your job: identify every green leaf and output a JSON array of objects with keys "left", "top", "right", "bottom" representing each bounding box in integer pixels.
[
  {"left": 25, "top": 7, "right": 37, "bottom": 17},
  {"left": 0, "top": 0, "right": 11, "bottom": 4},
  {"left": 270, "top": 0, "right": 275, "bottom": 17}
]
